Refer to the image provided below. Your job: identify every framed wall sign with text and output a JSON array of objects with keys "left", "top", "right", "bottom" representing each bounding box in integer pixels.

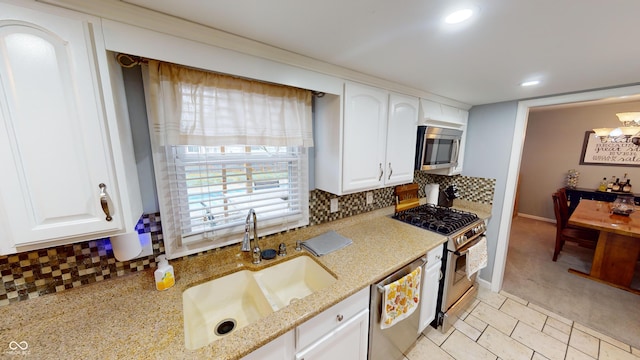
[{"left": 580, "top": 131, "right": 640, "bottom": 167}]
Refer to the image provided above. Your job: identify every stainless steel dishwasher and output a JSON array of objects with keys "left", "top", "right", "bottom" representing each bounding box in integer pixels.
[{"left": 368, "top": 256, "right": 426, "bottom": 360}]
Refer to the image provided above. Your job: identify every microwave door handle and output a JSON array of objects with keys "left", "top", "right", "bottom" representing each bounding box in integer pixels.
[{"left": 452, "top": 139, "right": 461, "bottom": 166}]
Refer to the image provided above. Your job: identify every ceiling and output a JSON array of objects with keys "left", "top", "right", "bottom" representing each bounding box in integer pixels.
[{"left": 122, "top": 0, "right": 640, "bottom": 106}]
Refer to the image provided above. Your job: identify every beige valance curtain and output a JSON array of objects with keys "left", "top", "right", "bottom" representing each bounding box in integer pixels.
[{"left": 143, "top": 60, "right": 313, "bottom": 147}]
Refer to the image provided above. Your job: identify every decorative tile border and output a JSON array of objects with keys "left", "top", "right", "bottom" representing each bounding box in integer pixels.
[{"left": 0, "top": 172, "right": 495, "bottom": 306}]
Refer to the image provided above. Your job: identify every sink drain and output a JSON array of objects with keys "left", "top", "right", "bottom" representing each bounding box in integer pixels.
[{"left": 214, "top": 319, "right": 237, "bottom": 336}]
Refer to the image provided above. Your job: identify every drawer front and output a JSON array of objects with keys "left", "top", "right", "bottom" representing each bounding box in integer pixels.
[{"left": 296, "top": 287, "right": 369, "bottom": 350}]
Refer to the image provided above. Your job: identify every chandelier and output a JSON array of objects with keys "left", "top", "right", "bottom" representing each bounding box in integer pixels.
[{"left": 593, "top": 112, "right": 640, "bottom": 138}]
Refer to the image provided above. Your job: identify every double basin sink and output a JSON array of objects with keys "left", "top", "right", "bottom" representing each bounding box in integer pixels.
[{"left": 182, "top": 255, "right": 337, "bottom": 350}]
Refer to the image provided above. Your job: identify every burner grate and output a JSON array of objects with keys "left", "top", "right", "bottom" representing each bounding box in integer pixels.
[{"left": 392, "top": 204, "right": 479, "bottom": 235}]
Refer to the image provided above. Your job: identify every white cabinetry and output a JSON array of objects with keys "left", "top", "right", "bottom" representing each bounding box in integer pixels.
[
  {"left": 243, "top": 287, "right": 369, "bottom": 360},
  {"left": 0, "top": 0, "right": 141, "bottom": 254},
  {"left": 242, "top": 330, "right": 295, "bottom": 360},
  {"left": 315, "top": 82, "right": 418, "bottom": 195},
  {"left": 296, "top": 287, "right": 369, "bottom": 360},
  {"left": 419, "top": 244, "right": 444, "bottom": 333},
  {"left": 418, "top": 99, "right": 468, "bottom": 175}
]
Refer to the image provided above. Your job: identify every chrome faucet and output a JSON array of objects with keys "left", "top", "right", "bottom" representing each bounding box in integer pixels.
[{"left": 241, "top": 209, "right": 261, "bottom": 264}]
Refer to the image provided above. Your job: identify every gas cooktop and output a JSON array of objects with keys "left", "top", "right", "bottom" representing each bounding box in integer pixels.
[{"left": 392, "top": 204, "right": 480, "bottom": 236}]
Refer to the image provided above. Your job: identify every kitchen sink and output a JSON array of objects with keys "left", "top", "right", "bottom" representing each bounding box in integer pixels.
[
  {"left": 182, "top": 255, "right": 337, "bottom": 350},
  {"left": 253, "top": 255, "right": 338, "bottom": 309}
]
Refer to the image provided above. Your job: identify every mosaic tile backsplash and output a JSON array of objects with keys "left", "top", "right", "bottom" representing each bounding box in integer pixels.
[{"left": 0, "top": 172, "right": 494, "bottom": 306}]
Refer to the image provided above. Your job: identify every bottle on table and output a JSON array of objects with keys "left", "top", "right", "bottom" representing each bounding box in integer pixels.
[
  {"left": 623, "top": 179, "right": 632, "bottom": 193},
  {"left": 612, "top": 178, "right": 621, "bottom": 192},
  {"left": 598, "top": 177, "right": 608, "bottom": 192}
]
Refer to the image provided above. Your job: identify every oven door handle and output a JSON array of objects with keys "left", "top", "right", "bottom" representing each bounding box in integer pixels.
[{"left": 453, "top": 235, "right": 486, "bottom": 256}]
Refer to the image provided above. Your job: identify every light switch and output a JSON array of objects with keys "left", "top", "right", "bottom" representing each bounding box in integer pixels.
[{"left": 330, "top": 198, "right": 339, "bottom": 213}]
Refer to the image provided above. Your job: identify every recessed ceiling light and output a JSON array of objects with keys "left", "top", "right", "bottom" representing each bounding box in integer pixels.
[
  {"left": 444, "top": 9, "right": 474, "bottom": 24},
  {"left": 520, "top": 80, "right": 540, "bottom": 87}
]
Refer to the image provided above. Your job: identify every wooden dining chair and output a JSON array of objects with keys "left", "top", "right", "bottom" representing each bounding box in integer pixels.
[{"left": 551, "top": 190, "right": 599, "bottom": 261}]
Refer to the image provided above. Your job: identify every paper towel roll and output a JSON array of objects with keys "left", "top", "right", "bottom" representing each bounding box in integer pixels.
[
  {"left": 425, "top": 184, "right": 440, "bottom": 205},
  {"left": 110, "top": 232, "right": 143, "bottom": 261}
]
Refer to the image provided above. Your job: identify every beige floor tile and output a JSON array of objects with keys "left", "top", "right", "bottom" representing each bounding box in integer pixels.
[
  {"left": 633, "top": 347, "right": 639, "bottom": 356},
  {"left": 527, "top": 303, "right": 573, "bottom": 326},
  {"left": 532, "top": 353, "right": 549, "bottom": 360},
  {"left": 423, "top": 325, "right": 453, "bottom": 347},
  {"left": 500, "top": 298, "right": 547, "bottom": 331},
  {"left": 566, "top": 346, "right": 596, "bottom": 360},
  {"left": 545, "top": 316, "right": 572, "bottom": 335},
  {"left": 463, "top": 313, "right": 488, "bottom": 332},
  {"left": 477, "top": 287, "right": 506, "bottom": 309},
  {"left": 569, "top": 328, "right": 599, "bottom": 358},
  {"left": 441, "top": 330, "right": 497, "bottom": 360},
  {"left": 453, "top": 317, "right": 482, "bottom": 341},
  {"left": 499, "top": 290, "right": 528, "bottom": 305},
  {"left": 599, "top": 341, "right": 640, "bottom": 360},
  {"left": 470, "top": 302, "right": 518, "bottom": 335},
  {"left": 574, "top": 322, "right": 632, "bottom": 352},
  {"left": 543, "top": 323, "right": 569, "bottom": 344},
  {"left": 477, "top": 326, "right": 534, "bottom": 360},
  {"left": 511, "top": 322, "right": 567, "bottom": 360},
  {"left": 405, "top": 335, "right": 454, "bottom": 360},
  {"left": 460, "top": 298, "right": 480, "bottom": 320}
]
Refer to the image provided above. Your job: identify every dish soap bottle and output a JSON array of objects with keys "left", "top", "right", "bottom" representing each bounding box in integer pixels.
[{"left": 154, "top": 255, "right": 175, "bottom": 291}]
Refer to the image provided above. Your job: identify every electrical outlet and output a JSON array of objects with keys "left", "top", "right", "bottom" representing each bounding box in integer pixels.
[
  {"left": 330, "top": 198, "right": 339, "bottom": 213},
  {"left": 366, "top": 192, "right": 373, "bottom": 205}
]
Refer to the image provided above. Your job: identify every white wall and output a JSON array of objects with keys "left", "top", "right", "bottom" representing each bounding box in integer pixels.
[
  {"left": 519, "top": 101, "right": 640, "bottom": 219},
  {"left": 464, "top": 101, "right": 519, "bottom": 282}
]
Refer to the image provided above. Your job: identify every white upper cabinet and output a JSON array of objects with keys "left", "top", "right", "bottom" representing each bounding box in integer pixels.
[
  {"left": 315, "top": 82, "right": 418, "bottom": 195},
  {"left": 0, "top": 0, "right": 141, "bottom": 254},
  {"left": 385, "top": 93, "right": 419, "bottom": 186},
  {"left": 341, "top": 82, "right": 389, "bottom": 193}
]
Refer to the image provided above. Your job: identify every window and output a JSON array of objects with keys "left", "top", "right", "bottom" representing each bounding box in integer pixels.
[
  {"left": 142, "top": 59, "right": 312, "bottom": 258},
  {"left": 168, "top": 144, "right": 307, "bottom": 246}
]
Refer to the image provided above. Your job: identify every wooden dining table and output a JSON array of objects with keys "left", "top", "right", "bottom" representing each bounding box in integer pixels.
[{"left": 568, "top": 199, "right": 640, "bottom": 294}]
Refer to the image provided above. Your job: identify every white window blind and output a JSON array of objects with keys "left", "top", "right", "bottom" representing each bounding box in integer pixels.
[{"left": 168, "top": 145, "right": 305, "bottom": 245}]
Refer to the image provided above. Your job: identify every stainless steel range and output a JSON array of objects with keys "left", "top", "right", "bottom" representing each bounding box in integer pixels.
[{"left": 392, "top": 203, "right": 486, "bottom": 333}]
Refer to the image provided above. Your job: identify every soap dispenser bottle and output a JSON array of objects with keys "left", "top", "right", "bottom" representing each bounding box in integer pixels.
[{"left": 154, "top": 255, "right": 175, "bottom": 291}]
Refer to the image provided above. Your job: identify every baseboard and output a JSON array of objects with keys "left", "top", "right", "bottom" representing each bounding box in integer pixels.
[
  {"left": 517, "top": 213, "right": 555, "bottom": 223},
  {"left": 477, "top": 276, "right": 491, "bottom": 290}
]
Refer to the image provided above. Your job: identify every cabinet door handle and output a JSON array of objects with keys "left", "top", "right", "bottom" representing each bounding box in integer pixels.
[
  {"left": 378, "top": 163, "right": 383, "bottom": 181},
  {"left": 99, "top": 183, "right": 113, "bottom": 221},
  {"left": 388, "top": 163, "right": 393, "bottom": 180},
  {"left": 439, "top": 270, "right": 443, "bottom": 281},
  {"left": 336, "top": 314, "right": 344, "bottom": 322}
]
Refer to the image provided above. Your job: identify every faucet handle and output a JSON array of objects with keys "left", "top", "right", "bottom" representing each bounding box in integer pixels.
[
  {"left": 295, "top": 240, "right": 302, "bottom": 251},
  {"left": 278, "top": 243, "right": 287, "bottom": 256}
]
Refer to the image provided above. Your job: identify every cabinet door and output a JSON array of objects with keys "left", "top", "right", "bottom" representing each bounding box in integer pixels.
[
  {"left": 0, "top": 2, "right": 122, "bottom": 247},
  {"left": 419, "top": 244, "right": 443, "bottom": 333},
  {"left": 243, "top": 330, "right": 294, "bottom": 360},
  {"left": 295, "top": 309, "right": 369, "bottom": 360},
  {"left": 342, "top": 82, "right": 388, "bottom": 193},
  {"left": 384, "top": 93, "right": 418, "bottom": 186}
]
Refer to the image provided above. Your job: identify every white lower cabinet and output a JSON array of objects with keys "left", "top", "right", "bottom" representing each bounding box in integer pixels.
[
  {"left": 242, "top": 330, "right": 295, "bottom": 360},
  {"left": 295, "top": 309, "right": 368, "bottom": 360},
  {"left": 243, "top": 287, "right": 369, "bottom": 360},
  {"left": 419, "top": 244, "right": 444, "bottom": 333}
]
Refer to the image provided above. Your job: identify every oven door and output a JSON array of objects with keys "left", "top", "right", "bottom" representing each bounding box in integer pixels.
[{"left": 442, "top": 235, "right": 484, "bottom": 311}]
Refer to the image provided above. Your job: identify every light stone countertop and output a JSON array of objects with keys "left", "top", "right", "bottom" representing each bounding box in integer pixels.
[{"left": 0, "top": 200, "right": 491, "bottom": 360}]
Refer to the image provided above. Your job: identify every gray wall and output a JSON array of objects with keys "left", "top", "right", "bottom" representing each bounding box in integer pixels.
[
  {"left": 519, "top": 101, "right": 640, "bottom": 220},
  {"left": 463, "top": 101, "right": 519, "bottom": 282}
]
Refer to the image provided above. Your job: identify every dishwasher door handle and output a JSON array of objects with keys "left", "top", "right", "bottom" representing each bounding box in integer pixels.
[{"left": 376, "top": 256, "right": 427, "bottom": 293}]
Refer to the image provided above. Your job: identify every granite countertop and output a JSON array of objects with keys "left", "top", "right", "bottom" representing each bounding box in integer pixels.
[{"left": 0, "top": 200, "right": 491, "bottom": 360}]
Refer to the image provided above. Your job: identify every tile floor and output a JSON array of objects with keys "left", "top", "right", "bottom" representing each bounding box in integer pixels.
[{"left": 404, "top": 287, "right": 640, "bottom": 360}]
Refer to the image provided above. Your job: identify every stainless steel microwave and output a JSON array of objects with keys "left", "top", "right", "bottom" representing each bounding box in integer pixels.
[{"left": 414, "top": 126, "right": 463, "bottom": 171}]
